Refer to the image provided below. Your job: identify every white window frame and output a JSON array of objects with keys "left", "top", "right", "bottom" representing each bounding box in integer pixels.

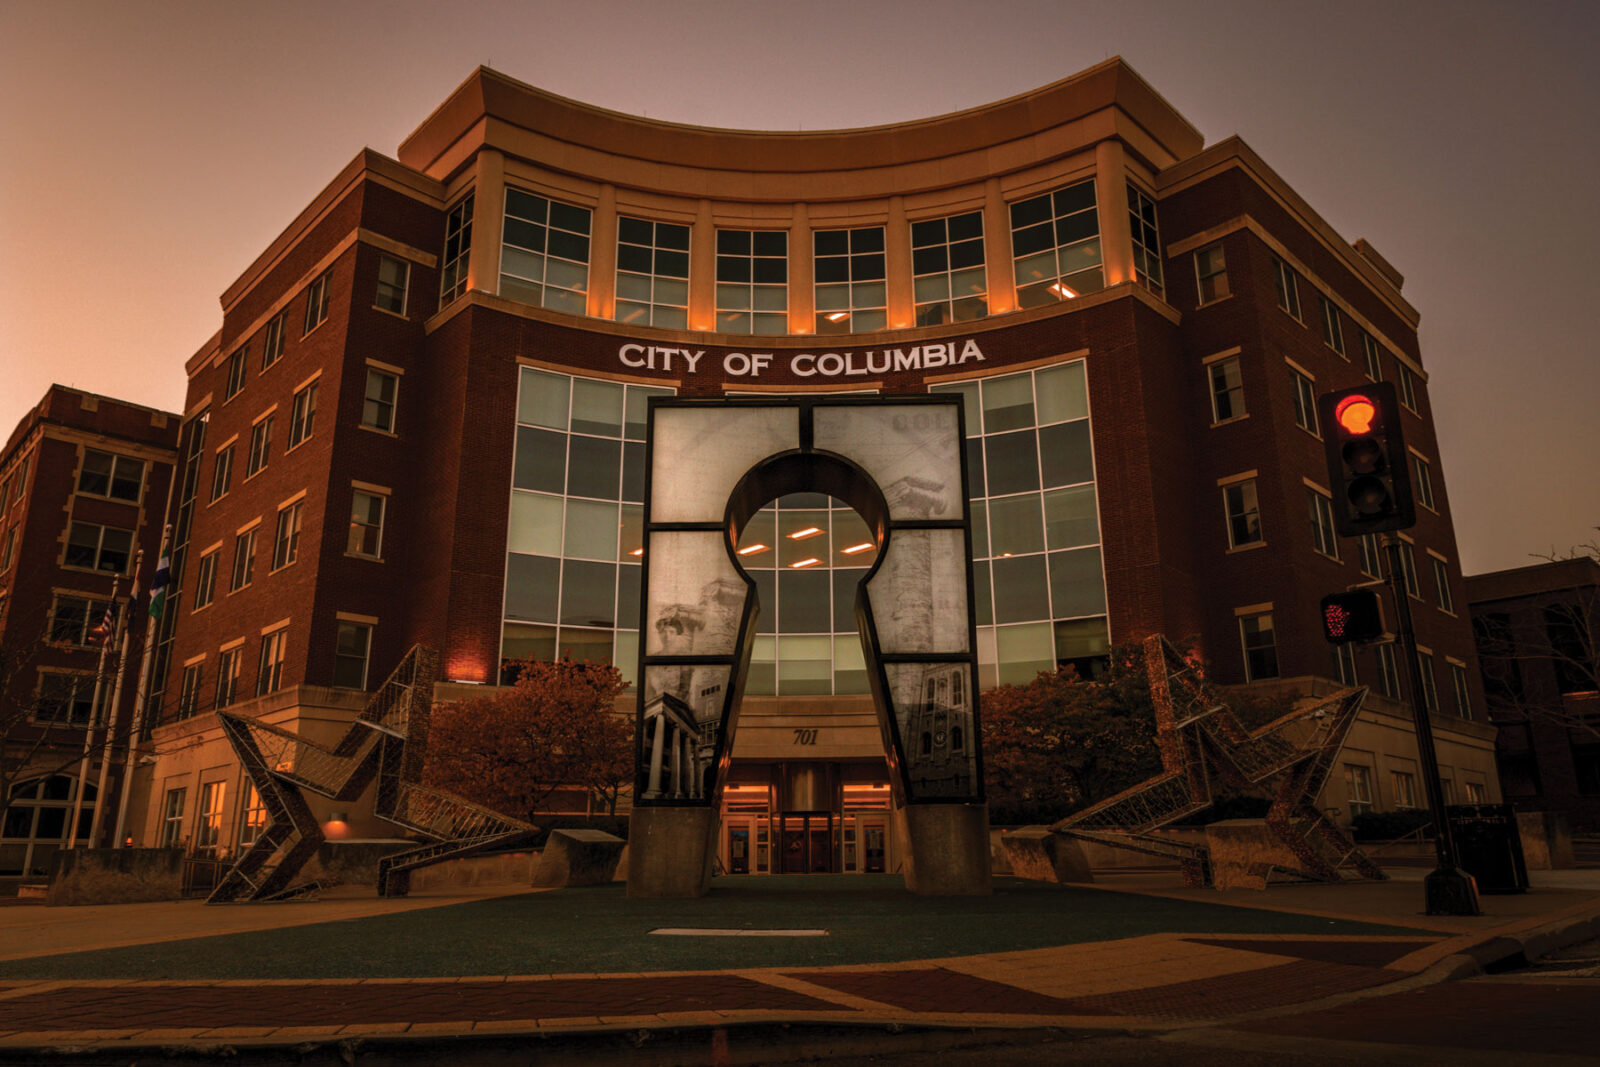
[
  {"left": 333, "top": 619, "right": 373, "bottom": 690},
  {"left": 63, "top": 521, "right": 133, "bottom": 574},
  {"left": 440, "top": 193, "right": 474, "bottom": 306},
  {"left": 1343, "top": 763, "right": 1373, "bottom": 816},
  {"left": 271, "top": 500, "right": 302, "bottom": 571},
  {"left": 1320, "top": 297, "right": 1346, "bottom": 356},
  {"left": 1360, "top": 331, "right": 1384, "bottom": 382},
  {"left": 1238, "top": 609, "right": 1278, "bottom": 682},
  {"left": 1206, "top": 352, "right": 1245, "bottom": 424},
  {"left": 257, "top": 627, "right": 288, "bottom": 696},
  {"left": 215, "top": 643, "right": 242, "bottom": 709},
  {"left": 260, "top": 310, "right": 287, "bottom": 371},
  {"left": 349, "top": 487, "right": 387, "bottom": 560},
  {"left": 246, "top": 414, "right": 272, "bottom": 478},
  {"left": 76, "top": 449, "right": 144, "bottom": 503},
  {"left": 230, "top": 528, "right": 256, "bottom": 592},
  {"left": 1272, "top": 257, "right": 1302, "bottom": 320},
  {"left": 286, "top": 380, "right": 318, "bottom": 450},
  {"left": 303, "top": 270, "right": 331, "bottom": 335},
  {"left": 910, "top": 211, "right": 988, "bottom": 326},
  {"left": 1307, "top": 485, "right": 1339, "bottom": 560},
  {"left": 193, "top": 548, "right": 219, "bottom": 610},
  {"left": 1411, "top": 451, "right": 1437, "bottom": 511},
  {"left": 375, "top": 254, "right": 410, "bottom": 316},
  {"left": 223, "top": 347, "right": 247, "bottom": 402},
  {"left": 1221, "top": 477, "right": 1262, "bottom": 549}
]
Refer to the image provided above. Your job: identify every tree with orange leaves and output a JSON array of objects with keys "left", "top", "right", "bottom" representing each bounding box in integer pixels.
[{"left": 423, "top": 658, "right": 632, "bottom": 821}]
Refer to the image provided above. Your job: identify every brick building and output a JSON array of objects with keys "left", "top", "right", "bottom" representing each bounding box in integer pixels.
[
  {"left": 0, "top": 387, "right": 178, "bottom": 876},
  {"left": 129, "top": 58, "right": 1498, "bottom": 870},
  {"left": 1468, "top": 558, "right": 1600, "bottom": 831}
]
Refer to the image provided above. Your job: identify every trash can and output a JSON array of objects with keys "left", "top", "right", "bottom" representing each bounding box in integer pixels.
[{"left": 1447, "top": 804, "right": 1529, "bottom": 894}]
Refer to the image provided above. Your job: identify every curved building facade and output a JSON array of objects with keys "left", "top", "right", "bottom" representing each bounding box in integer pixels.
[{"left": 133, "top": 59, "right": 1500, "bottom": 874}]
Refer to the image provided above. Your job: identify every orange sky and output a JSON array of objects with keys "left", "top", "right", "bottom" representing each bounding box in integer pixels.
[{"left": 2, "top": 0, "right": 1596, "bottom": 573}]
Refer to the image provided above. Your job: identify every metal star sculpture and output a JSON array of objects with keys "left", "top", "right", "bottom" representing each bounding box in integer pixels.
[
  {"left": 208, "top": 645, "right": 537, "bottom": 902},
  {"left": 1051, "top": 635, "right": 1385, "bottom": 888}
]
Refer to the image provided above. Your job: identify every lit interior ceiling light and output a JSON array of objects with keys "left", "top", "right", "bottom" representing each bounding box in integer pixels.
[
  {"left": 789, "top": 527, "right": 823, "bottom": 539},
  {"left": 792, "top": 558, "right": 821, "bottom": 568},
  {"left": 630, "top": 547, "right": 644, "bottom": 557},
  {"left": 1049, "top": 282, "right": 1079, "bottom": 299},
  {"left": 841, "top": 542, "right": 875, "bottom": 554},
  {"left": 737, "top": 543, "right": 769, "bottom": 556},
  {"left": 825, "top": 311, "right": 850, "bottom": 322}
]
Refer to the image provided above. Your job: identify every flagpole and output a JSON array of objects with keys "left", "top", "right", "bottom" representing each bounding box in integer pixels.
[
  {"left": 89, "top": 550, "right": 142, "bottom": 847},
  {"left": 67, "top": 575, "right": 121, "bottom": 850},
  {"left": 115, "top": 525, "right": 171, "bottom": 848}
]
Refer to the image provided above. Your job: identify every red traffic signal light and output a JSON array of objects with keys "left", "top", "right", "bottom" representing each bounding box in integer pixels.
[
  {"left": 1321, "top": 589, "right": 1385, "bottom": 645},
  {"left": 1318, "top": 382, "right": 1416, "bottom": 536}
]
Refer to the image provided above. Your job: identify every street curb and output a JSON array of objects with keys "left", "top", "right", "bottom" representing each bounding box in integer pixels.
[{"left": 1454, "top": 907, "right": 1600, "bottom": 973}]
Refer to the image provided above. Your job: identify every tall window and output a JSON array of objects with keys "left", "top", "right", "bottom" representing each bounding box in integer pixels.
[
  {"left": 35, "top": 673, "right": 99, "bottom": 726},
  {"left": 48, "top": 595, "right": 109, "bottom": 646},
  {"left": 64, "top": 522, "right": 132, "bottom": 573},
  {"left": 223, "top": 348, "right": 247, "bottom": 402},
  {"left": 1398, "top": 542, "right": 1420, "bottom": 598},
  {"left": 1307, "top": 488, "right": 1339, "bottom": 559},
  {"left": 1343, "top": 764, "right": 1373, "bottom": 816},
  {"left": 1272, "top": 257, "right": 1302, "bottom": 320},
  {"left": 1223, "top": 480, "right": 1262, "bottom": 548},
  {"left": 1412, "top": 453, "right": 1436, "bottom": 510},
  {"left": 0, "top": 528, "right": 13, "bottom": 573},
  {"left": 192, "top": 550, "right": 218, "bottom": 609},
  {"left": 375, "top": 255, "right": 410, "bottom": 315},
  {"left": 1195, "top": 243, "right": 1228, "bottom": 304},
  {"left": 195, "top": 781, "right": 225, "bottom": 852},
  {"left": 1361, "top": 331, "right": 1384, "bottom": 381},
  {"left": 257, "top": 628, "right": 287, "bottom": 695},
  {"left": 1239, "top": 612, "right": 1279, "bottom": 681},
  {"left": 911, "top": 211, "right": 987, "bottom": 326},
  {"left": 210, "top": 446, "right": 233, "bottom": 502},
  {"left": 1432, "top": 556, "right": 1454, "bottom": 613},
  {"left": 159, "top": 787, "right": 187, "bottom": 847},
  {"left": 238, "top": 783, "right": 267, "bottom": 847},
  {"left": 303, "top": 271, "right": 331, "bottom": 335},
  {"left": 215, "top": 646, "right": 240, "bottom": 708},
  {"left": 362, "top": 368, "right": 397, "bottom": 433},
  {"left": 272, "top": 501, "right": 302, "bottom": 570},
  {"left": 615, "top": 216, "right": 689, "bottom": 328},
  {"left": 1375, "top": 642, "right": 1401, "bottom": 699},
  {"left": 1358, "top": 533, "right": 1382, "bottom": 579},
  {"left": 77, "top": 450, "right": 144, "bottom": 502},
  {"left": 287, "top": 381, "right": 317, "bottom": 449},
  {"left": 715, "top": 230, "right": 787, "bottom": 334},
  {"left": 500, "top": 189, "right": 590, "bottom": 314},
  {"left": 177, "top": 662, "right": 204, "bottom": 718},
  {"left": 230, "top": 529, "right": 256, "bottom": 592},
  {"left": 1209, "top": 357, "right": 1245, "bottom": 422},
  {"left": 1397, "top": 362, "right": 1419, "bottom": 411},
  {"left": 1320, "top": 297, "right": 1346, "bottom": 356},
  {"left": 1391, "top": 770, "right": 1419, "bottom": 809},
  {"left": 1291, "top": 368, "right": 1319, "bottom": 434},
  {"left": 813, "top": 226, "right": 886, "bottom": 333},
  {"left": 333, "top": 622, "right": 372, "bottom": 689},
  {"left": 349, "top": 490, "right": 385, "bottom": 558},
  {"left": 440, "top": 194, "right": 474, "bottom": 305},
  {"left": 1331, "top": 642, "right": 1357, "bottom": 685},
  {"left": 1449, "top": 663, "right": 1472, "bottom": 719},
  {"left": 1127, "top": 185, "right": 1162, "bottom": 295},
  {"left": 1010, "top": 180, "right": 1102, "bottom": 308},
  {"left": 246, "top": 416, "right": 272, "bottom": 477},
  {"left": 260, "top": 311, "right": 286, "bottom": 371}
]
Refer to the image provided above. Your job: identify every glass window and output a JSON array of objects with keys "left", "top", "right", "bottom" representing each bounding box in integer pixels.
[
  {"left": 238, "top": 782, "right": 267, "bottom": 847},
  {"left": 560, "top": 559, "right": 616, "bottom": 628},
  {"left": 518, "top": 368, "right": 570, "bottom": 430},
  {"left": 1397, "top": 363, "right": 1419, "bottom": 411},
  {"left": 1375, "top": 643, "right": 1401, "bottom": 699},
  {"left": 159, "top": 787, "right": 186, "bottom": 847},
  {"left": 777, "top": 635, "right": 832, "bottom": 695},
  {"left": 1195, "top": 242, "right": 1228, "bottom": 303},
  {"left": 1392, "top": 771, "right": 1419, "bottom": 808},
  {"left": 911, "top": 211, "right": 987, "bottom": 326},
  {"left": 1034, "top": 362, "right": 1089, "bottom": 425},
  {"left": 178, "top": 662, "right": 204, "bottom": 719},
  {"left": 505, "top": 553, "right": 560, "bottom": 623},
  {"left": 615, "top": 216, "right": 689, "bottom": 329},
  {"left": 992, "top": 555, "right": 1050, "bottom": 623},
  {"left": 507, "top": 492, "right": 562, "bottom": 557},
  {"left": 333, "top": 622, "right": 372, "bottom": 689},
  {"left": 223, "top": 347, "right": 247, "bottom": 402},
  {"left": 563, "top": 498, "right": 619, "bottom": 560},
  {"left": 362, "top": 368, "right": 397, "bottom": 432},
  {"left": 1043, "top": 485, "right": 1097, "bottom": 549},
  {"left": 64, "top": 522, "right": 132, "bottom": 573},
  {"left": 303, "top": 271, "right": 331, "bottom": 335},
  {"left": 230, "top": 529, "right": 256, "bottom": 591},
  {"left": 1223, "top": 480, "right": 1262, "bottom": 548},
  {"left": 1272, "top": 257, "right": 1302, "bottom": 319},
  {"left": 1358, "top": 533, "right": 1382, "bottom": 579},
  {"left": 197, "top": 782, "right": 224, "bottom": 850},
  {"left": 1209, "top": 357, "right": 1244, "bottom": 422},
  {"left": 1331, "top": 642, "right": 1357, "bottom": 685},
  {"left": 996, "top": 622, "right": 1055, "bottom": 685},
  {"left": 1308, "top": 488, "right": 1339, "bottom": 559},
  {"left": 716, "top": 229, "right": 788, "bottom": 334},
  {"left": 1048, "top": 547, "right": 1105, "bottom": 617},
  {"left": 1432, "top": 556, "right": 1454, "bottom": 613},
  {"left": 375, "top": 255, "right": 410, "bottom": 315},
  {"left": 77, "top": 449, "right": 144, "bottom": 502},
  {"left": 1321, "top": 297, "right": 1346, "bottom": 356},
  {"left": 985, "top": 430, "right": 1040, "bottom": 496},
  {"left": 778, "top": 568, "right": 831, "bottom": 633},
  {"left": 1239, "top": 612, "right": 1278, "bottom": 681},
  {"left": 257, "top": 629, "right": 287, "bottom": 696},
  {"left": 193, "top": 550, "right": 218, "bottom": 609},
  {"left": 215, "top": 646, "right": 240, "bottom": 708},
  {"left": 1413, "top": 453, "right": 1436, "bottom": 510},
  {"left": 501, "top": 189, "right": 591, "bottom": 314},
  {"left": 988, "top": 494, "right": 1045, "bottom": 557},
  {"left": 48, "top": 595, "right": 106, "bottom": 646},
  {"left": 1291, "top": 368, "right": 1318, "bottom": 434},
  {"left": 567, "top": 435, "right": 622, "bottom": 500},
  {"left": 814, "top": 226, "right": 887, "bottom": 334},
  {"left": 1038, "top": 421, "right": 1093, "bottom": 488},
  {"left": 1127, "top": 185, "right": 1162, "bottom": 295},
  {"left": 570, "top": 378, "right": 624, "bottom": 437},
  {"left": 440, "top": 194, "right": 474, "bottom": 306},
  {"left": 1010, "top": 179, "right": 1102, "bottom": 308},
  {"left": 1450, "top": 663, "right": 1472, "bottom": 719},
  {"left": 210, "top": 446, "right": 233, "bottom": 502},
  {"left": 287, "top": 380, "right": 317, "bottom": 449},
  {"left": 246, "top": 416, "right": 272, "bottom": 476},
  {"left": 350, "top": 490, "right": 386, "bottom": 558},
  {"left": 1399, "top": 542, "right": 1420, "bottom": 598},
  {"left": 1343, "top": 764, "right": 1373, "bottom": 815},
  {"left": 271, "top": 501, "right": 302, "bottom": 570},
  {"left": 1055, "top": 617, "right": 1110, "bottom": 677},
  {"left": 1361, "top": 332, "right": 1384, "bottom": 382},
  {"left": 514, "top": 426, "right": 566, "bottom": 493},
  {"left": 261, "top": 311, "right": 286, "bottom": 371}
]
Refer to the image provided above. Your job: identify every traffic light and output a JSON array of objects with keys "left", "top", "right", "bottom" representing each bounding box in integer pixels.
[
  {"left": 1318, "top": 382, "right": 1415, "bottom": 536},
  {"left": 1321, "top": 589, "right": 1385, "bottom": 644}
]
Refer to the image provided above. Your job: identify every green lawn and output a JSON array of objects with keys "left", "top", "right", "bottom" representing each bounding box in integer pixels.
[{"left": 0, "top": 876, "right": 1431, "bottom": 980}]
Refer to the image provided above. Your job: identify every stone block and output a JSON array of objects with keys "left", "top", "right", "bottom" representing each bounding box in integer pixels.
[
  {"left": 626, "top": 807, "right": 717, "bottom": 897},
  {"left": 1516, "top": 811, "right": 1575, "bottom": 870},
  {"left": 532, "top": 830, "right": 626, "bottom": 888},
  {"left": 47, "top": 848, "right": 183, "bottom": 905},
  {"left": 900, "top": 802, "right": 992, "bottom": 896},
  {"left": 1205, "top": 819, "right": 1302, "bottom": 890},
  {"left": 300, "top": 840, "right": 413, "bottom": 887},
  {"left": 1001, "top": 827, "right": 1093, "bottom": 883},
  {"left": 407, "top": 850, "right": 536, "bottom": 892}
]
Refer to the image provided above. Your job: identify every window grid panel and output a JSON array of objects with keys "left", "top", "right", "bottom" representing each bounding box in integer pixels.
[
  {"left": 501, "top": 189, "right": 592, "bottom": 314},
  {"left": 910, "top": 212, "right": 987, "bottom": 327},
  {"left": 1127, "top": 184, "right": 1163, "bottom": 295},
  {"left": 814, "top": 226, "right": 887, "bottom": 334},
  {"left": 1010, "top": 179, "right": 1103, "bottom": 309},
  {"left": 440, "top": 195, "right": 474, "bottom": 306},
  {"left": 1195, "top": 243, "right": 1228, "bottom": 303},
  {"left": 715, "top": 229, "right": 788, "bottom": 335},
  {"left": 615, "top": 216, "right": 689, "bottom": 329}
]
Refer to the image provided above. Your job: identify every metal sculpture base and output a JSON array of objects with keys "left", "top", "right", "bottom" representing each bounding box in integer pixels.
[
  {"left": 1425, "top": 866, "right": 1482, "bottom": 916},
  {"left": 626, "top": 806, "right": 719, "bottom": 898},
  {"left": 899, "top": 802, "right": 992, "bottom": 895}
]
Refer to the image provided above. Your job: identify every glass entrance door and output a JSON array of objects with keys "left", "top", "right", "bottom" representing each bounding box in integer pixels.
[{"left": 778, "top": 813, "right": 835, "bottom": 873}]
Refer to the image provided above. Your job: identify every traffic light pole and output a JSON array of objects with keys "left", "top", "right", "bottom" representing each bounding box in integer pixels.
[{"left": 1383, "top": 535, "right": 1481, "bottom": 916}]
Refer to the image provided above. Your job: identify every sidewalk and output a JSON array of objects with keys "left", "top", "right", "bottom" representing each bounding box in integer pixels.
[{"left": 0, "top": 868, "right": 1595, "bottom": 1062}]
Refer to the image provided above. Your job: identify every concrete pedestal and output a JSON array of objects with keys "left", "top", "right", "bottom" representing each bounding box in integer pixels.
[
  {"left": 1516, "top": 811, "right": 1575, "bottom": 869},
  {"left": 1205, "top": 819, "right": 1301, "bottom": 890},
  {"left": 898, "top": 802, "right": 992, "bottom": 896},
  {"left": 1001, "top": 827, "right": 1094, "bottom": 883},
  {"left": 625, "top": 807, "right": 718, "bottom": 898},
  {"left": 533, "top": 829, "right": 626, "bottom": 888}
]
